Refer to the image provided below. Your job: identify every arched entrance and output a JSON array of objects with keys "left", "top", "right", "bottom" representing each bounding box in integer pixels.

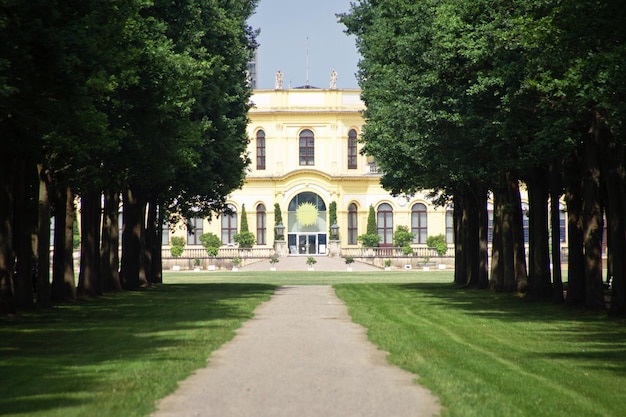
[{"left": 287, "top": 192, "right": 327, "bottom": 255}]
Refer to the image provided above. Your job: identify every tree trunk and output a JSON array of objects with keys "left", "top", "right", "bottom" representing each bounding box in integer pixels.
[
  {"left": 120, "top": 187, "right": 148, "bottom": 290},
  {"left": 489, "top": 184, "right": 504, "bottom": 291},
  {"left": 599, "top": 128, "right": 626, "bottom": 316},
  {"left": 526, "top": 168, "right": 552, "bottom": 300},
  {"left": 581, "top": 116, "right": 606, "bottom": 310},
  {"left": 0, "top": 162, "right": 16, "bottom": 314},
  {"left": 477, "top": 189, "right": 489, "bottom": 289},
  {"left": 101, "top": 190, "right": 121, "bottom": 292},
  {"left": 52, "top": 185, "right": 76, "bottom": 301},
  {"left": 550, "top": 163, "right": 565, "bottom": 304},
  {"left": 36, "top": 164, "right": 52, "bottom": 308},
  {"left": 565, "top": 156, "right": 585, "bottom": 307},
  {"left": 508, "top": 173, "right": 528, "bottom": 293},
  {"left": 453, "top": 193, "right": 465, "bottom": 286},
  {"left": 458, "top": 186, "right": 481, "bottom": 288},
  {"left": 145, "top": 195, "right": 163, "bottom": 284},
  {"left": 12, "top": 159, "right": 35, "bottom": 308},
  {"left": 78, "top": 190, "right": 102, "bottom": 297}
]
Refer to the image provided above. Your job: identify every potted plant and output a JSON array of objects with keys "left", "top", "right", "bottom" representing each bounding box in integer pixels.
[
  {"left": 193, "top": 258, "right": 201, "bottom": 272},
  {"left": 421, "top": 256, "right": 430, "bottom": 271},
  {"left": 344, "top": 256, "right": 354, "bottom": 272},
  {"left": 170, "top": 236, "right": 185, "bottom": 270},
  {"left": 306, "top": 256, "right": 317, "bottom": 271},
  {"left": 269, "top": 256, "right": 279, "bottom": 271},
  {"left": 384, "top": 259, "right": 392, "bottom": 271},
  {"left": 231, "top": 256, "right": 241, "bottom": 271},
  {"left": 206, "top": 246, "right": 218, "bottom": 270}
]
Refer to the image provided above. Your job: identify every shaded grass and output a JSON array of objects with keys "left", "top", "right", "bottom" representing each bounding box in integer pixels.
[
  {"left": 0, "top": 283, "right": 274, "bottom": 417},
  {"left": 334, "top": 283, "right": 626, "bottom": 417}
]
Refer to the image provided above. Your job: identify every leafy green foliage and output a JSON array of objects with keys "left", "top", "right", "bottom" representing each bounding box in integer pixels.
[
  {"left": 393, "top": 225, "right": 414, "bottom": 248},
  {"left": 329, "top": 201, "right": 338, "bottom": 239},
  {"left": 274, "top": 203, "right": 283, "bottom": 239},
  {"left": 169, "top": 236, "right": 186, "bottom": 258},
  {"left": 199, "top": 232, "right": 221, "bottom": 256},
  {"left": 427, "top": 234, "right": 448, "bottom": 256},
  {"left": 366, "top": 205, "right": 377, "bottom": 235},
  {"left": 233, "top": 231, "right": 255, "bottom": 249},
  {"left": 240, "top": 204, "right": 249, "bottom": 233},
  {"left": 357, "top": 233, "right": 380, "bottom": 248}
]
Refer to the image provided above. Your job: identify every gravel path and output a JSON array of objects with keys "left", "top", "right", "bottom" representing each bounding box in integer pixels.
[{"left": 151, "top": 285, "right": 440, "bottom": 417}]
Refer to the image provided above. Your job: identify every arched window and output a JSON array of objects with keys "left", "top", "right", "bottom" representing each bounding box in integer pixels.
[
  {"left": 347, "top": 129, "right": 357, "bottom": 169},
  {"left": 256, "top": 130, "right": 266, "bottom": 170},
  {"left": 377, "top": 203, "right": 393, "bottom": 247},
  {"left": 221, "top": 204, "right": 237, "bottom": 245},
  {"left": 411, "top": 203, "right": 427, "bottom": 243},
  {"left": 256, "top": 204, "right": 266, "bottom": 245},
  {"left": 348, "top": 203, "right": 358, "bottom": 244},
  {"left": 299, "top": 129, "right": 315, "bottom": 166},
  {"left": 446, "top": 206, "right": 454, "bottom": 244}
]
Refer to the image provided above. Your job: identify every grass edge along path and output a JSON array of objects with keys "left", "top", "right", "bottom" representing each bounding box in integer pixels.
[
  {"left": 0, "top": 283, "right": 275, "bottom": 417},
  {"left": 334, "top": 283, "right": 626, "bottom": 417}
]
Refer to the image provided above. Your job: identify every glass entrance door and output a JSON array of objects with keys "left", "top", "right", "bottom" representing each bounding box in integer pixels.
[{"left": 298, "top": 234, "right": 317, "bottom": 254}]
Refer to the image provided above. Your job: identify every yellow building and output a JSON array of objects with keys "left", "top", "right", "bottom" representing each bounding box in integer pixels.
[{"left": 185, "top": 86, "right": 451, "bottom": 257}]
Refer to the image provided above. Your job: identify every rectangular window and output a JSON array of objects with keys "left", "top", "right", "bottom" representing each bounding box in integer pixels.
[
  {"left": 348, "top": 137, "right": 357, "bottom": 169},
  {"left": 299, "top": 133, "right": 315, "bottom": 165},
  {"left": 256, "top": 210, "right": 266, "bottom": 245},
  {"left": 256, "top": 132, "right": 266, "bottom": 170},
  {"left": 187, "top": 217, "right": 203, "bottom": 245}
]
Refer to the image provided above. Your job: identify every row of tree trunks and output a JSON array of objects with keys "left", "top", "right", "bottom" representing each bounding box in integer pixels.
[{"left": 490, "top": 172, "right": 528, "bottom": 293}]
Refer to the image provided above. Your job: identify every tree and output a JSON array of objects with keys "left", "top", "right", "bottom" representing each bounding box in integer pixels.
[
  {"left": 329, "top": 201, "right": 338, "bottom": 239},
  {"left": 274, "top": 203, "right": 283, "bottom": 240},
  {"left": 357, "top": 205, "right": 380, "bottom": 247}
]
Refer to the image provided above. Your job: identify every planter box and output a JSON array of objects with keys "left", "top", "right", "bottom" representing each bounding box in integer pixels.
[
  {"left": 208, "top": 265, "right": 216, "bottom": 271},
  {"left": 172, "top": 265, "right": 181, "bottom": 271},
  {"left": 346, "top": 267, "right": 353, "bottom": 272},
  {"left": 270, "top": 267, "right": 276, "bottom": 271}
]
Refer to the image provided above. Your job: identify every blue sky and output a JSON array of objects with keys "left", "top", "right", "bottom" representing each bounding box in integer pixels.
[{"left": 247, "top": 0, "right": 361, "bottom": 89}]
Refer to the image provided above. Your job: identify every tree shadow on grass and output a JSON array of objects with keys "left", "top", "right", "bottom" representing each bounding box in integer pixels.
[{"left": 0, "top": 283, "right": 275, "bottom": 417}]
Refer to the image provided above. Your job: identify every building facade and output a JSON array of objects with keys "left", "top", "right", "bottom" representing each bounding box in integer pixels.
[{"left": 175, "top": 87, "right": 452, "bottom": 256}]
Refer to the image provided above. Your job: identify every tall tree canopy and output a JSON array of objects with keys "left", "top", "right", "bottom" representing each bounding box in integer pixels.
[
  {"left": 342, "top": 0, "right": 626, "bottom": 314},
  {"left": 0, "top": 0, "right": 258, "bottom": 310}
]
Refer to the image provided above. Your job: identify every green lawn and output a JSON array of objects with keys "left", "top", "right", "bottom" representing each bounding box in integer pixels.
[
  {"left": 334, "top": 282, "right": 626, "bottom": 417},
  {"left": 0, "top": 283, "right": 275, "bottom": 417},
  {"left": 2, "top": 270, "right": 625, "bottom": 417}
]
